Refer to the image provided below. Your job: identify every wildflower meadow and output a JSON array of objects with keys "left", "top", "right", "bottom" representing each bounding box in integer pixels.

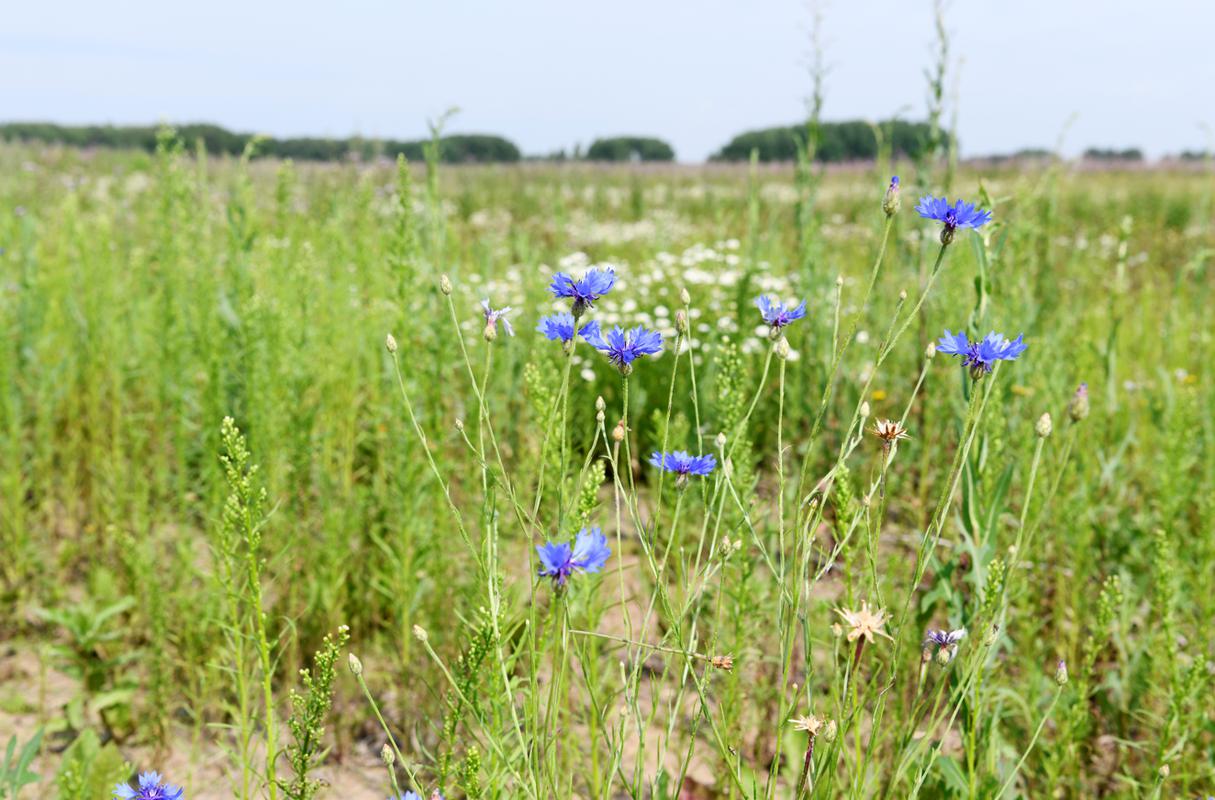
[{"left": 2, "top": 76, "right": 1214, "bottom": 800}]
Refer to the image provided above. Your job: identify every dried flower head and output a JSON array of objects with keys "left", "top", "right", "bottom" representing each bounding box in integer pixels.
[
  {"left": 789, "top": 714, "right": 829, "bottom": 736},
  {"left": 871, "top": 419, "right": 910, "bottom": 447},
  {"left": 710, "top": 654, "right": 734, "bottom": 671},
  {"left": 835, "top": 601, "right": 893, "bottom": 643}
]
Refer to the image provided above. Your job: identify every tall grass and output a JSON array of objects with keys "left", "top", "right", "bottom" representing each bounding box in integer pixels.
[{"left": 0, "top": 130, "right": 1212, "bottom": 798}]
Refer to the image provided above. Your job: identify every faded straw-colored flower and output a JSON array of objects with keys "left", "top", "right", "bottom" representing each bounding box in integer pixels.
[{"left": 835, "top": 601, "right": 893, "bottom": 643}]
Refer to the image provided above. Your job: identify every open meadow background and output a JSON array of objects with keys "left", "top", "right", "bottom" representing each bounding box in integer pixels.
[{"left": 2, "top": 2, "right": 1214, "bottom": 799}]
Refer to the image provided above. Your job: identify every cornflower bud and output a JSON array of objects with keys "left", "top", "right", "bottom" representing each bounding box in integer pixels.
[
  {"left": 385, "top": 333, "right": 398, "bottom": 353},
  {"left": 439, "top": 274, "right": 452, "bottom": 295},
  {"left": 380, "top": 743, "right": 395, "bottom": 766},
  {"left": 413, "top": 624, "right": 428, "bottom": 643},
  {"left": 347, "top": 653, "right": 363, "bottom": 676},
  {"left": 1054, "top": 659, "right": 1069, "bottom": 686},
  {"left": 679, "top": 287, "right": 691, "bottom": 306},
  {"left": 882, "top": 176, "right": 901, "bottom": 216},
  {"left": 1068, "top": 383, "right": 1089, "bottom": 422},
  {"left": 1035, "top": 412, "right": 1053, "bottom": 438},
  {"left": 675, "top": 308, "right": 689, "bottom": 335}
]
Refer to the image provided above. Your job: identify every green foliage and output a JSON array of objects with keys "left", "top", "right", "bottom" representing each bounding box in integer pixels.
[
  {"left": 711, "top": 119, "right": 941, "bottom": 162},
  {"left": 54, "top": 730, "right": 129, "bottom": 800},
  {"left": 585, "top": 136, "right": 675, "bottom": 162},
  {"left": 0, "top": 122, "right": 521, "bottom": 162},
  {"left": 282, "top": 626, "right": 351, "bottom": 800},
  {"left": 0, "top": 730, "right": 41, "bottom": 800}
]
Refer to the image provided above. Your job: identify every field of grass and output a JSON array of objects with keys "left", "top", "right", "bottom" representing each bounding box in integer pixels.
[{"left": 1, "top": 137, "right": 1213, "bottom": 799}]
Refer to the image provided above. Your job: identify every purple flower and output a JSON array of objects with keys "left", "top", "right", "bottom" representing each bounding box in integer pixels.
[
  {"left": 549, "top": 267, "right": 616, "bottom": 316},
  {"left": 480, "top": 299, "right": 514, "bottom": 338},
  {"left": 925, "top": 628, "right": 967, "bottom": 648},
  {"left": 915, "top": 196, "right": 993, "bottom": 244},
  {"left": 937, "top": 329, "right": 1026, "bottom": 377},
  {"left": 580, "top": 321, "right": 662, "bottom": 373},
  {"left": 649, "top": 451, "right": 717, "bottom": 483},
  {"left": 756, "top": 296, "right": 807, "bottom": 335},
  {"left": 114, "top": 772, "right": 184, "bottom": 800},
  {"left": 537, "top": 527, "right": 611, "bottom": 587}
]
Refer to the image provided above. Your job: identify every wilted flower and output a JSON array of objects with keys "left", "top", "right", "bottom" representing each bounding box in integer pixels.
[
  {"left": 756, "top": 296, "right": 807, "bottom": 338},
  {"left": 650, "top": 451, "right": 717, "bottom": 487},
  {"left": 480, "top": 299, "right": 514, "bottom": 340},
  {"left": 790, "top": 714, "right": 829, "bottom": 736},
  {"left": 1068, "top": 383, "right": 1090, "bottom": 421},
  {"left": 835, "top": 601, "right": 892, "bottom": 643},
  {"left": 113, "top": 772, "right": 183, "bottom": 800},
  {"left": 580, "top": 321, "right": 662, "bottom": 374},
  {"left": 937, "top": 329, "right": 1027, "bottom": 378},
  {"left": 870, "top": 419, "right": 909, "bottom": 448},
  {"left": 537, "top": 527, "right": 611, "bottom": 587},
  {"left": 915, "top": 195, "right": 993, "bottom": 244},
  {"left": 710, "top": 654, "right": 734, "bottom": 671},
  {"left": 549, "top": 267, "right": 616, "bottom": 317}
]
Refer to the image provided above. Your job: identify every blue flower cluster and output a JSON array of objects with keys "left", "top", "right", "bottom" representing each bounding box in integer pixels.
[
  {"left": 915, "top": 195, "right": 993, "bottom": 244},
  {"left": 937, "top": 329, "right": 1027, "bottom": 377},
  {"left": 114, "top": 772, "right": 184, "bottom": 800},
  {"left": 755, "top": 296, "right": 807, "bottom": 335},
  {"left": 537, "top": 527, "right": 612, "bottom": 587}
]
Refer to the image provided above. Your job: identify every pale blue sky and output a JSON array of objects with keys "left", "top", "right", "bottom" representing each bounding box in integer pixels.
[{"left": 2, "top": 0, "right": 1212, "bottom": 161}]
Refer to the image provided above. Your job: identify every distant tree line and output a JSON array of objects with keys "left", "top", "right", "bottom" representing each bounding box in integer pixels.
[
  {"left": 1082, "top": 147, "right": 1144, "bottom": 162},
  {"left": 0, "top": 122, "right": 522, "bottom": 163},
  {"left": 585, "top": 136, "right": 675, "bottom": 162},
  {"left": 711, "top": 120, "right": 942, "bottom": 162}
]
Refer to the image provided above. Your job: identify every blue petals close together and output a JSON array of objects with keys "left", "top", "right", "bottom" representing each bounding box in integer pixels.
[
  {"left": 937, "top": 329, "right": 1027, "bottom": 373},
  {"left": 915, "top": 196, "right": 993, "bottom": 232},
  {"left": 537, "top": 528, "right": 611, "bottom": 587},
  {"left": 580, "top": 321, "right": 663, "bottom": 368},
  {"left": 537, "top": 311, "right": 592, "bottom": 342},
  {"left": 114, "top": 772, "right": 184, "bottom": 800},
  {"left": 756, "top": 296, "right": 807, "bottom": 330},
  {"left": 549, "top": 268, "right": 616, "bottom": 311},
  {"left": 649, "top": 451, "right": 717, "bottom": 477}
]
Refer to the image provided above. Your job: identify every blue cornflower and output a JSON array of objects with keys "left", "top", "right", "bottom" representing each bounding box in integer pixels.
[
  {"left": 549, "top": 267, "right": 616, "bottom": 317},
  {"left": 915, "top": 196, "right": 993, "bottom": 244},
  {"left": 536, "top": 527, "right": 611, "bottom": 587},
  {"left": 650, "top": 451, "right": 717, "bottom": 486},
  {"left": 580, "top": 321, "right": 663, "bottom": 375},
  {"left": 480, "top": 299, "right": 514, "bottom": 341},
  {"left": 114, "top": 772, "right": 184, "bottom": 800},
  {"left": 937, "top": 329, "right": 1027, "bottom": 378},
  {"left": 389, "top": 792, "right": 443, "bottom": 800},
  {"left": 756, "top": 296, "right": 807, "bottom": 338},
  {"left": 536, "top": 312, "right": 596, "bottom": 349}
]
